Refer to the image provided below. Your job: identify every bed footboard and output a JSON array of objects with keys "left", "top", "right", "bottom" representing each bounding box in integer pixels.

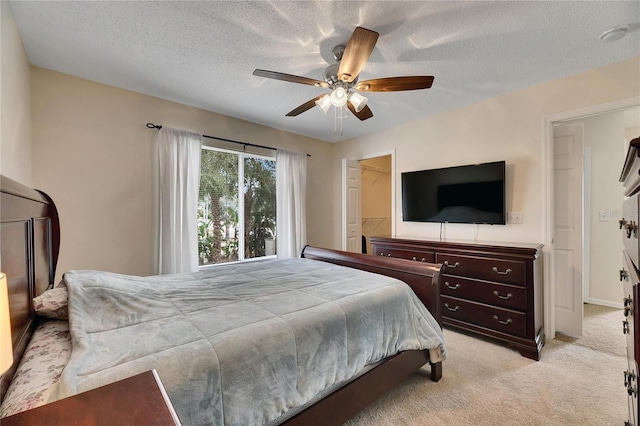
[
  {"left": 285, "top": 246, "right": 444, "bottom": 426},
  {"left": 300, "top": 245, "right": 443, "bottom": 381},
  {"left": 300, "top": 245, "right": 443, "bottom": 327}
]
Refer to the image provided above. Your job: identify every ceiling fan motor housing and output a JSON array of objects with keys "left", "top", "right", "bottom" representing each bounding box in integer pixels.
[{"left": 324, "top": 63, "right": 358, "bottom": 86}]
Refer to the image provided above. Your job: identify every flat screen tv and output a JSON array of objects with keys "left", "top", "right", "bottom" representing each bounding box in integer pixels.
[{"left": 401, "top": 161, "right": 506, "bottom": 224}]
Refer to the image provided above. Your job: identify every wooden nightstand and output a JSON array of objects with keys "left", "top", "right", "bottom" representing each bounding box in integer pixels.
[{"left": 1, "top": 370, "right": 181, "bottom": 425}]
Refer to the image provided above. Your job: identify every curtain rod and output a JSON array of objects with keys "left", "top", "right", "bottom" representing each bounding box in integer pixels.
[{"left": 146, "top": 123, "right": 310, "bottom": 157}]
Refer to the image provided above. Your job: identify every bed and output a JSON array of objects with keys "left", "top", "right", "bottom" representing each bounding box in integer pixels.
[{"left": 0, "top": 175, "right": 445, "bottom": 425}]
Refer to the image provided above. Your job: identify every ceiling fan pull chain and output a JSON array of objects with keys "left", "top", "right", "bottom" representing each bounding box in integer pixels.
[{"left": 334, "top": 105, "right": 345, "bottom": 136}]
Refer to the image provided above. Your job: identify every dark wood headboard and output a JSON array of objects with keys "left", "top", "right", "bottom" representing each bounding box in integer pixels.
[{"left": 0, "top": 175, "right": 60, "bottom": 401}]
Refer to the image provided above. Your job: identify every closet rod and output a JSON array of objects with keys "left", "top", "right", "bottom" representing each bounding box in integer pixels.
[{"left": 146, "top": 123, "right": 310, "bottom": 157}]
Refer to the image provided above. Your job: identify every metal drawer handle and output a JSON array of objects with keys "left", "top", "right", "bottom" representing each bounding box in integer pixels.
[
  {"left": 625, "top": 370, "right": 636, "bottom": 388},
  {"left": 493, "top": 315, "right": 512, "bottom": 325},
  {"left": 444, "top": 303, "right": 460, "bottom": 312},
  {"left": 493, "top": 291, "right": 513, "bottom": 300},
  {"left": 624, "top": 296, "right": 633, "bottom": 317},
  {"left": 444, "top": 261, "right": 460, "bottom": 268},
  {"left": 492, "top": 267, "right": 512, "bottom": 275},
  {"left": 379, "top": 252, "right": 391, "bottom": 257},
  {"left": 621, "top": 269, "right": 629, "bottom": 281},
  {"left": 445, "top": 282, "right": 460, "bottom": 290}
]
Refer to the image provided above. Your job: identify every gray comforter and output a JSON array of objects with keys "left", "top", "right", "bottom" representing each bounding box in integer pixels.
[{"left": 51, "top": 258, "right": 445, "bottom": 425}]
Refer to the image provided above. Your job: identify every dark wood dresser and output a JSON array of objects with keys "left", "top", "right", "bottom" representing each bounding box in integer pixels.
[
  {"left": 370, "top": 236, "right": 544, "bottom": 360},
  {"left": 619, "top": 136, "right": 640, "bottom": 426}
]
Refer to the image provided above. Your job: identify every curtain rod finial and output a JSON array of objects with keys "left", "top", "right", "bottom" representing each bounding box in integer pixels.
[{"left": 146, "top": 123, "right": 162, "bottom": 129}]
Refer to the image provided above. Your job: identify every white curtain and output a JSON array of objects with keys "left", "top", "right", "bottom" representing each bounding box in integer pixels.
[
  {"left": 151, "top": 127, "right": 202, "bottom": 274},
  {"left": 276, "top": 149, "right": 307, "bottom": 258}
]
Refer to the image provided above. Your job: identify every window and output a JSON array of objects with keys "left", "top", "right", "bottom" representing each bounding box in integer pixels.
[{"left": 197, "top": 147, "right": 276, "bottom": 265}]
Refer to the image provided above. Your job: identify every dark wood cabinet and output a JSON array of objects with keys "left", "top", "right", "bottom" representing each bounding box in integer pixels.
[
  {"left": 370, "top": 236, "right": 544, "bottom": 360},
  {"left": 1, "top": 370, "right": 181, "bottom": 425},
  {"left": 619, "top": 136, "right": 640, "bottom": 426}
]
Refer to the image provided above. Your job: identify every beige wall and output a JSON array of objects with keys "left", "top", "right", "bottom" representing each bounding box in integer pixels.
[
  {"left": 0, "top": 2, "right": 31, "bottom": 184},
  {"left": 332, "top": 57, "right": 640, "bottom": 249},
  {"left": 31, "top": 68, "right": 334, "bottom": 282}
]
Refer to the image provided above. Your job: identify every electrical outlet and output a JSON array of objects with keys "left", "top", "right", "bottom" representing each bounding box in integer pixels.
[{"left": 507, "top": 212, "right": 523, "bottom": 224}]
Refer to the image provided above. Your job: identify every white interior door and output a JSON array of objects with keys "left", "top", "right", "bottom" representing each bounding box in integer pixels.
[
  {"left": 553, "top": 122, "right": 584, "bottom": 336},
  {"left": 342, "top": 158, "right": 361, "bottom": 253}
]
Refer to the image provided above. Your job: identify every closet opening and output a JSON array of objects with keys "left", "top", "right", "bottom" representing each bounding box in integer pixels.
[{"left": 360, "top": 155, "right": 392, "bottom": 255}]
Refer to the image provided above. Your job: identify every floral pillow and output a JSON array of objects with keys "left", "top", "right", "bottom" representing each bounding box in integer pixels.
[
  {"left": 0, "top": 320, "right": 71, "bottom": 418},
  {"left": 33, "top": 286, "right": 68, "bottom": 320}
]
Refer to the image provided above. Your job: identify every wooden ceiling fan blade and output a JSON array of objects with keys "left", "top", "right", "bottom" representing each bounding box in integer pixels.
[
  {"left": 253, "top": 69, "right": 329, "bottom": 88},
  {"left": 347, "top": 102, "right": 373, "bottom": 121},
  {"left": 356, "top": 76, "right": 434, "bottom": 92},
  {"left": 286, "top": 95, "right": 326, "bottom": 117},
  {"left": 337, "top": 27, "right": 379, "bottom": 83}
]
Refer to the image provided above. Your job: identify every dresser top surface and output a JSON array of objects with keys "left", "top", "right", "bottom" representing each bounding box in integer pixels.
[{"left": 370, "top": 235, "right": 544, "bottom": 251}]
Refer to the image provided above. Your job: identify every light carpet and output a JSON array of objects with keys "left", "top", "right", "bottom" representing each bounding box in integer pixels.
[{"left": 346, "top": 304, "right": 627, "bottom": 425}]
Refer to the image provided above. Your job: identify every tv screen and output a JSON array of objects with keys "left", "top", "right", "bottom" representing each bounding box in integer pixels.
[{"left": 401, "top": 161, "right": 506, "bottom": 224}]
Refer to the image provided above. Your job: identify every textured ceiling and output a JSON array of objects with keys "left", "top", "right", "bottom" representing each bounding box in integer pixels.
[{"left": 9, "top": 1, "right": 640, "bottom": 142}]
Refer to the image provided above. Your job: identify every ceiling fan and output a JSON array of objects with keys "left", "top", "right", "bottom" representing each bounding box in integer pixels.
[{"left": 253, "top": 26, "right": 434, "bottom": 123}]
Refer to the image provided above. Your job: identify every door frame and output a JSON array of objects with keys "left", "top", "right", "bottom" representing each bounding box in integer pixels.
[
  {"left": 542, "top": 95, "right": 640, "bottom": 339},
  {"left": 341, "top": 149, "right": 396, "bottom": 251}
]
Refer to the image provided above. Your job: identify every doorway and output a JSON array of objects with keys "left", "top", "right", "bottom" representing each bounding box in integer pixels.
[
  {"left": 342, "top": 151, "right": 395, "bottom": 254},
  {"left": 545, "top": 98, "right": 640, "bottom": 338},
  {"left": 361, "top": 155, "right": 392, "bottom": 254}
]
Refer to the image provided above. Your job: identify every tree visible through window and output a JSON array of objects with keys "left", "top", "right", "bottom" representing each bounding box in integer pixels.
[{"left": 198, "top": 147, "right": 276, "bottom": 265}]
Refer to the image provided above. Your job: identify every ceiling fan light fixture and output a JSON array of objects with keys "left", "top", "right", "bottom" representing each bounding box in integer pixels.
[
  {"left": 315, "top": 94, "right": 331, "bottom": 114},
  {"left": 330, "top": 87, "right": 348, "bottom": 107},
  {"left": 349, "top": 92, "right": 368, "bottom": 113}
]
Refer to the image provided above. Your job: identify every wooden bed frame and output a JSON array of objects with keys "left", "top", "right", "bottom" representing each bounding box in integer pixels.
[
  {"left": 0, "top": 175, "right": 443, "bottom": 425},
  {"left": 0, "top": 175, "right": 60, "bottom": 401}
]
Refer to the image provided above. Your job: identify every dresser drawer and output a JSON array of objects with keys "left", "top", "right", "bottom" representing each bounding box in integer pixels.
[
  {"left": 373, "top": 246, "right": 435, "bottom": 263},
  {"left": 623, "top": 194, "right": 639, "bottom": 268},
  {"left": 436, "top": 253, "right": 525, "bottom": 286},
  {"left": 441, "top": 275, "right": 526, "bottom": 311},
  {"left": 441, "top": 296, "right": 527, "bottom": 338}
]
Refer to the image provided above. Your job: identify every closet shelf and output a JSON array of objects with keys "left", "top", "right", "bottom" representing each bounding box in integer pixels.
[
  {"left": 361, "top": 165, "right": 390, "bottom": 174},
  {"left": 362, "top": 217, "right": 391, "bottom": 232}
]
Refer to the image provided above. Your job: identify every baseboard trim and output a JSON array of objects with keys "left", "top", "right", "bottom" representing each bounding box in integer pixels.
[{"left": 585, "top": 298, "right": 623, "bottom": 309}]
